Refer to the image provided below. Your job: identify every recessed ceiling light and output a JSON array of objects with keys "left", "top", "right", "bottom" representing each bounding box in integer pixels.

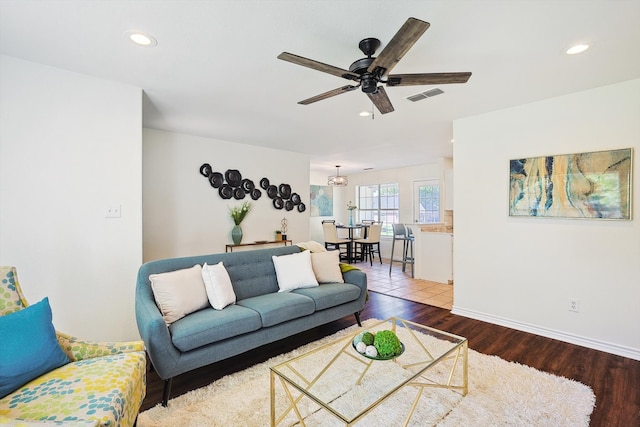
[
  {"left": 359, "top": 111, "right": 371, "bottom": 117},
  {"left": 125, "top": 30, "right": 157, "bottom": 47},
  {"left": 566, "top": 44, "right": 589, "bottom": 55}
]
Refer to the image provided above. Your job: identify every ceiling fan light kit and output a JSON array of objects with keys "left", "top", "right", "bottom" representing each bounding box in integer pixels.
[
  {"left": 278, "top": 17, "right": 471, "bottom": 115},
  {"left": 328, "top": 165, "right": 348, "bottom": 186}
]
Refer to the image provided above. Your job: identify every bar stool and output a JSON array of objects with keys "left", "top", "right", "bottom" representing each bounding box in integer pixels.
[
  {"left": 389, "top": 223, "right": 414, "bottom": 278},
  {"left": 405, "top": 225, "right": 415, "bottom": 276}
]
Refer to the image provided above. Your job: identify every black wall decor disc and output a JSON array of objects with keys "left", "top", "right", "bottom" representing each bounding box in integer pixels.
[
  {"left": 284, "top": 200, "right": 294, "bottom": 211},
  {"left": 273, "top": 197, "right": 284, "bottom": 209},
  {"left": 279, "top": 184, "right": 292, "bottom": 199},
  {"left": 200, "top": 163, "right": 212, "bottom": 177},
  {"left": 267, "top": 185, "right": 278, "bottom": 199},
  {"left": 291, "top": 193, "right": 301, "bottom": 205},
  {"left": 250, "top": 188, "right": 262, "bottom": 200},
  {"left": 241, "top": 179, "right": 255, "bottom": 192},
  {"left": 209, "top": 172, "right": 224, "bottom": 188},
  {"left": 297, "top": 202, "right": 306, "bottom": 212},
  {"left": 225, "top": 169, "right": 242, "bottom": 187},
  {"left": 219, "top": 184, "right": 233, "bottom": 199},
  {"left": 233, "top": 187, "right": 246, "bottom": 199},
  {"left": 260, "top": 177, "right": 270, "bottom": 190}
]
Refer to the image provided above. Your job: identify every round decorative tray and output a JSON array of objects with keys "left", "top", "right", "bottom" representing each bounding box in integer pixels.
[{"left": 352, "top": 339, "right": 405, "bottom": 361}]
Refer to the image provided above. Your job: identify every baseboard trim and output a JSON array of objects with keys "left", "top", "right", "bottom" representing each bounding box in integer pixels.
[{"left": 451, "top": 306, "right": 640, "bottom": 361}]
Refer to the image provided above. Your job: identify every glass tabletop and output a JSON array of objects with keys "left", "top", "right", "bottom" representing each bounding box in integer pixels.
[{"left": 270, "top": 317, "right": 468, "bottom": 425}]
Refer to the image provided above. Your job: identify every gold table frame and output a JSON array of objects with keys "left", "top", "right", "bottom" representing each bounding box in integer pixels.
[{"left": 270, "top": 318, "right": 468, "bottom": 426}]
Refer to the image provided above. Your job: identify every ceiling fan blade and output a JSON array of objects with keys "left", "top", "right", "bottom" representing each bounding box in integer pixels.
[
  {"left": 278, "top": 52, "right": 360, "bottom": 81},
  {"left": 387, "top": 72, "right": 472, "bottom": 86},
  {"left": 367, "top": 17, "right": 430, "bottom": 76},
  {"left": 367, "top": 86, "right": 395, "bottom": 114},
  {"left": 298, "top": 85, "right": 358, "bottom": 105}
]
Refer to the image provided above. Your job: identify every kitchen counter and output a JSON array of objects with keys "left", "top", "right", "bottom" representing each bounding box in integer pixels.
[
  {"left": 419, "top": 224, "right": 453, "bottom": 233},
  {"left": 412, "top": 228, "right": 453, "bottom": 284}
]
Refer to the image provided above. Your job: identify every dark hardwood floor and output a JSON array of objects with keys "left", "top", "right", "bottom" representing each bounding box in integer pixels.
[{"left": 141, "top": 291, "right": 640, "bottom": 426}]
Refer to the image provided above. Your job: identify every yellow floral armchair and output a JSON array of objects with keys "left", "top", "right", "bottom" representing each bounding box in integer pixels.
[{"left": 0, "top": 266, "right": 146, "bottom": 426}]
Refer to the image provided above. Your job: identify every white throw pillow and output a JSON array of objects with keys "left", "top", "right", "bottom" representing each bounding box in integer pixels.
[
  {"left": 272, "top": 250, "right": 319, "bottom": 292},
  {"left": 296, "top": 240, "right": 327, "bottom": 253},
  {"left": 149, "top": 264, "right": 209, "bottom": 325},
  {"left": 311, "top": 250, "right": 345, "bottom": 284},
  {"left": 202, "top": 262, "right": 236, "bottom": 310}
]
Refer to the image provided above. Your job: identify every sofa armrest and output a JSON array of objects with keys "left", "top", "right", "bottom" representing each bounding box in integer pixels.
[
  {"left": 55, "top": 331, "right": 144, "bottom": 362},
  {"left": 135, "top": 282, "right": 182, "bottom": 379},
  {"left": 342, "top": 268, "right": 368, "bottom": 302}
]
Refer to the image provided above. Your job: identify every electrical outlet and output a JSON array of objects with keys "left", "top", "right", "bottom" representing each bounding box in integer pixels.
[
  {"left": 568, "top": 298, "right": 580, "bottom": 312},
  {"left": 105, "top": 205, "right": 121, "bottom": 218}
]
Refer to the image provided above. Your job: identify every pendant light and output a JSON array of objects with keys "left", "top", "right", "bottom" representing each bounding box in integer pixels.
[{"left": 328, "top": 165, "right": 348, "bottom": 186}]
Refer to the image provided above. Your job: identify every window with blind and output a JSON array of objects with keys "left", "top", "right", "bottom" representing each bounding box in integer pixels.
[{"left": 357, "top": 183, "right": 399, "bottom": 236}]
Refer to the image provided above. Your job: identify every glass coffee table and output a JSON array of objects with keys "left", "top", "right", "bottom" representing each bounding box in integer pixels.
[{"left": 270, "top": 318, "right": 468, "bottom": 426}]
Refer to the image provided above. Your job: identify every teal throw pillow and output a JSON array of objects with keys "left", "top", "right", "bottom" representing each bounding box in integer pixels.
[{"left": 0, "top": 297, "right": 70, "bottom": 399}]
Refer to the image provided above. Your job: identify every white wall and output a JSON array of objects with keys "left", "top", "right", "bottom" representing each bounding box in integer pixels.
[
  {"left": 310, "top": 163, "right": 445, "bottom": 258},
  {"left": 143, "top": 129, "right": 310, "bottom": 261},
  {"left": 453, "top": 79, "right": 640, "bottom": 359},
  {"left": 0, "top": 55, "right": 143, "bottom": 341}
]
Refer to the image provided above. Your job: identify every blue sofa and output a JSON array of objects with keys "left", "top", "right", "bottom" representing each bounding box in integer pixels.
[{"left": 135, "top": 245, "right": 367, "bottom": 406}]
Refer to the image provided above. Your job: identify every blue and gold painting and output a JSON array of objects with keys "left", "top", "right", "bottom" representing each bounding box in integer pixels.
[{"left": 509, "top": 148, "right": 632, "bottom": 219}]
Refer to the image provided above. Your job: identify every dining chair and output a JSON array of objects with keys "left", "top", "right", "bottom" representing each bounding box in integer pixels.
[
  {"left": 357, "top": 219, "right": 374, "bottom": 239},
  {"left": 355, "top": 222, "right": 383, "bottom": 266},
  {"left": 322, "top": 222, "right": 350, "bottom": 260},
  {"left": 389, "top": 223, "right": 414, "bottom": 277}
]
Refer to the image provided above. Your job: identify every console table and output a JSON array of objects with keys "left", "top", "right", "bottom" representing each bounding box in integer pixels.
[{"left": 225, "top": 240, "right": 292, "bottom": 253}]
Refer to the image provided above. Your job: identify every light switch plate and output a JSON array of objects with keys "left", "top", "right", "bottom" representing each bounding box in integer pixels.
[{"left": 105, "top": 205, "right": 121, "bottom": 218}]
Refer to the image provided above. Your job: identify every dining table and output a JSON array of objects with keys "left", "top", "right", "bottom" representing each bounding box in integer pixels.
[{"left": 335, "top": 224, "right": 369, "bottom": 264}]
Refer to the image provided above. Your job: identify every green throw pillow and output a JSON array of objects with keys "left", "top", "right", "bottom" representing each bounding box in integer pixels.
[
  {"left": 339, "top": 263, "right": 360, "bottom": 273},
  {"left": 0, "top": 297, "right": 70, "bottom": 398}
]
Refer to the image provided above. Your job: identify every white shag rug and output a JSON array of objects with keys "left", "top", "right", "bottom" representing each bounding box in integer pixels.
[{"left": 139, "top": 319, "right": 595, "bottom": 426}]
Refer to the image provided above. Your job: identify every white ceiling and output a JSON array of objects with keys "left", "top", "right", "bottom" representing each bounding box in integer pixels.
[{"left": 1, "top": 1, "right": 639, "bottom": 176}]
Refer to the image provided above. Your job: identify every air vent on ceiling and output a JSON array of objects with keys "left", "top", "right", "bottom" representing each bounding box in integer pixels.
[{"left": 406, "top": 88, "right": 444, "bottom": 102}]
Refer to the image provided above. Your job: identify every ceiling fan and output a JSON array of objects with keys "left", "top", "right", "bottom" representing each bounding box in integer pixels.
[{"left": 278, "top": 17, "right": 471, "bottom": 114}]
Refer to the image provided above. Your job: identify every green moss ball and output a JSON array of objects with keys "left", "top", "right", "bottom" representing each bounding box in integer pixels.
[
  {"left": 373, "top": 330, "right": 402, "bottom": 358},
  {"left": 361, "top": 331, "right": 375, "bottom": 345}
]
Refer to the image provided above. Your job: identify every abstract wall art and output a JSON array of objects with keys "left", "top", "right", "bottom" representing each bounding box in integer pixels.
[
  {"left": 509, "top": 148, "right": 632, "bottom": 219},
  {"left": 309, "top": 185, "right": 333, "bottom": 217}
]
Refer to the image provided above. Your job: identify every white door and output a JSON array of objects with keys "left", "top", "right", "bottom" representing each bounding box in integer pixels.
[{"left": 413, "top": 180, "right": 440, "bottom": 224}]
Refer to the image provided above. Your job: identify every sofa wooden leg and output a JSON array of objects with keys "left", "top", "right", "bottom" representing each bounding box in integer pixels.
[
  {"left": 354, "top": 311, "right": 362, "bottom": 327},
  {"left": 162, "top": 378, "right": 173, "bottom": 407}
]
